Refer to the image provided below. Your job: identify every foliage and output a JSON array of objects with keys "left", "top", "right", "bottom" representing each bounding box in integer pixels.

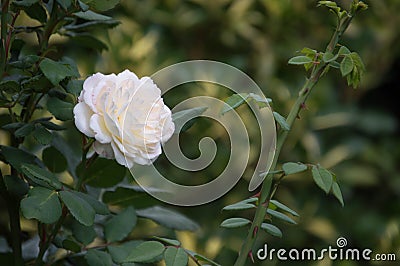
[
  {"left": 1, "top": 0, "right": 399, "bottom": 266},
  {"left": 0, "top": 0, "right": 212, "bottom": 265}
]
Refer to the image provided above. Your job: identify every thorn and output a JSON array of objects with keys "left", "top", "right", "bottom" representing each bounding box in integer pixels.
[
  {"left": 252, "top": 192, "right": 261, "bottom": 198},
  {"left": 248, "top": 251, "right": 255, "bottom": 263},
  {"left": 253, "top": 226, "right": 259, "bottom": 238},
  {"left": 301, "top": 102, "right": 307, "bottom": 110}
]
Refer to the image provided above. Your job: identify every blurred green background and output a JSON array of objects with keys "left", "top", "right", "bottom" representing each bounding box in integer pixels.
[{"left": 17, "top": 0, "right": 400, "bottom": 265}]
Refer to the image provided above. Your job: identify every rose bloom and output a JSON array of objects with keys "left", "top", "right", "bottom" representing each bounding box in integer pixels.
[{"left": 73, "top": 70, "right": 175, "bottom": 168}]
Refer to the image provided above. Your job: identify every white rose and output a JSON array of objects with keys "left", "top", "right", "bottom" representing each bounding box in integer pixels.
[{"left": 73, "top": 70, "right": 175, "bottom": 168}]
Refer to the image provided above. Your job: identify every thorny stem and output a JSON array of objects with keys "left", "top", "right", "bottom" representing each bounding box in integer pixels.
[
  {"left": 0, "top": 169, "right": 24, "bottom": 266},
  {"left": 234, "top": 2, "right": 365, "bottom": 265},
  {"left": 34, "top": 136, "right": 94, "bottom": 264},
  {"left": 0, "top": 0, "right": 10, "bottom": 78},
  {"left": 39, "top": 2, "right": 60, "bottom": 54},
  {"left": 34, "top": 207, "right": 68, "bottom": 266},
  {"left": 1, "top": 3, "right": 24, "bottom": 265}
]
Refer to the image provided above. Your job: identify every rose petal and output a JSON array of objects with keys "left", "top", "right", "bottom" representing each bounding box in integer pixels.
[
  {"left": 83, "top": 73, "right": 115, "bottom": 113},
  {"left": 111, "top": 141, "right": 131, "bottom": 168},
  {"left": 75, "top": 69, "right": 174, "bottom": 167},
  {"left": 93, "top": 141, "right": 114, "bottom": 159},
  {"left": 73, "top": 102, "right": 95, "bottom": 137},
  {"left": 90, "top": 114, "right": 112, "bottom": 144}
]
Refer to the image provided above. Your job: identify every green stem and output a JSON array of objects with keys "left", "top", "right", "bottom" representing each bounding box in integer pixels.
[
  {"left": 233, "top": 4, "right": 361, "bottom": 266},
  {"left": 39, "top": 2, "right": 59, "bottom": 54},
  {"left": 34, "top": 208, "right": 67, "bottom": 266},
  {"left": 1, "top": 0, "right": 10, "bottom": 78},
  {"left": 0, "top": 170, "right": 24, "bottom": 266}
]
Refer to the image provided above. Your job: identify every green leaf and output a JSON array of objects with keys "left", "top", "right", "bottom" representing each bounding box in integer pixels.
[
  {"left": 21, "top": 164, "right": 62, "bottom": 190},
  {"left": 340, "top": 55, "right": 354, "bottom": 76},
  {"left": 79, "top": 0, "right": 90, "bottom": 11},
  {"left": 350, "top": 52, "right": 366, "bottom": 72},
  {"left": 347, "top": 52, "right": 366, "bottom": 88},
  {"left": 164, "top": 247, "right": 188, "bottom": 266},
  {"left": 104, "top": 206, "right": 136, "bottom": 242},
  {"left": 85, "top": 249, "right": 112, "bottom": 266},
  {"left": 329, "top": 61, "right": 340, "bottom": 69},
  {"left": 241, "top": 197, "right": 258, "bottom": 204},
  {"left": 51, "top": 132, "right": 80, "bottom": 178},
  {"left": 136, "top": 206, "right": 199, "bottom": 231},
  {"left": 311, "top": 165, "right": 333, "bottom": 194},
  {"left": 24, "top": 2, "right": 47, "bottom": 23},
  {"left": 261, "top": 223, "right": 283, "bottom": 238},
  {"left": 222, "top": 202, "right": 255, "bottom": 211},
  {"left": 282, "top": 162, "right": 307, "bottom": 175},
  {"left": 332, "top": 182, "right": 344, "bottom": 207},
  {"left": 87, "top": 0, "right": 120, "bottom": 11},
  {"left": 21, "top": 187, "right": 62, "bottom": 224},
  {"left": 59, "top": 190, "right": 95, "bottom": 226},
  {"left": 269, "top": 200, "right": 299, "bottom": 217},
  {"left": 273, "top": 112, "right": 290, "bottom": 131},
  {"left": 80, "top": 158, "right": 126, "bottom": 188},
  {"left": 220, "top": 218, "right": 251, "bottom": 228},
  {"left": 47, "top": 97, "right": 74, "bottom": 121},
  {"left": 14, "top": 123, "right": 35, "bottom": 138},
  {"left": 0, "top": 145, "right": 36, "bottom": 172},
  {"left": 0, "top": 79, "right": 19, "bottom": 93},
  {"left": 266, "top": 209, "right": 297, "bottom": 224},
  {"left": 3, "top": 175, "right": 29, "bottom": 197},
  {"left": 39, "top": 58, "right": 79, "bottom": 86},
  {"left": 74, "top": 191, "right": 109, "bottom": 215},
  {"left": 65, "top": 79, "right": 83, "bottom": 97},
  {"left": 318, "top": 1, "right": 338, "bottom": 8},
  {"left": 192, "top": 253, "right": 221, "bottom": 266},
  {"left": 32, "top": 125, "right": 53, "bottom": 145},
  {"left": 48, "top": 88, "right": 73, "bottom": 102},
  {"left": 108, "top": 240, "right": 143, "bottom": 263},
  {"left": 124, "top": 241, "right": 165, "bottom": 263},
  {"left": 74, "top": 10, "right": 113, "bottom": 21},
  {"left": 62, "top": 237, "right": 81, "bottom": 252},
  {"left": 13, "top": 0, "right": 39, "bottom": 7},
  {"left": 221, "top": 93, "right": 248, "bottom": 114},
  {"left": 288, "top": 55, "right": 313, "bottom": 65},
  {"left": 10, "top": 54, "right": 40, "bottom": 69},
  {"left": 318, "top": 1, "right": 341, "bottom": 14},
  {"left": 56, "top": 0, "right": 72, "bottom": 10},
  {"left": 338, "top": 46, "right": 351, "bottom": 56},
  {"left": 247, "top": 93, "right": 272, "bottom": 108},
  {"left": 38, "top": 120, "right": 65, "bottom": 131},
  {"left": 221, "top": 93, "right": 271, "bottom": 114},
  {"left": 153, "top": 237, "right": 180, "bottom": 246},
  {"left": 102, "top": 185, "right": 158, "bottom": 208},
  {"left": 63, "top": 19, "right": 120, "bottom": 32},
  {"left": 70, "top": 35, "right": 109, "bottom": 52},
  {"left": 71, "top": 219, "right": 97, "bottom": 245},
  {"left": 322, "top": 52, "right": 338, "bottom": 63},
  {"left": 42, "top": 146, "right": 68, "bottom": 173},
  {"left": 172, "top": 106, "right": 208, "bottom": 133},
  {"left": 300, "top": 47, "right": 317, "bottom": 56},
  {"left": 2, "top": 122, "right": 24, "bottom": 131}
]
